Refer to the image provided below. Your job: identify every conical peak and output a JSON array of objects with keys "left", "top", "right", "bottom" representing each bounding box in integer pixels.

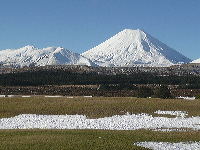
[
  {"left": 119, "top": 29, "right": 147, "bottom": 40},
  {"left": 121, "top": 29, "right": 145, "bottom": 34},
  {"left": 82, "top": 28, "right": 191, "bottom": 67},
  {"left": 112, "top": 29, "right": 147, "bottom": 42}
]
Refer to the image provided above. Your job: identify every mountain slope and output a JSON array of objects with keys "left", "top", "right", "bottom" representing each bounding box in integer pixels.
[
  {"left": 190, "top": 58, "right": 200, "bottom": 63},
  {"left": 0, "top": 46, "right": 96, "bottom": 67},
  {"left": 82, "top": 29, "right": 191, "bottom": 67}
]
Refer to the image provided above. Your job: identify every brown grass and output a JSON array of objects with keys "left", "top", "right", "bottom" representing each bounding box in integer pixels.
[
  {"left": 0, "top": 97, "right": 200, "bottom": 149},
  {"left": 0, "top": 129, "right": 200, "bottom": 150},
  {"left": 0, "top": 96, "right": 200, "bottom": 118}
]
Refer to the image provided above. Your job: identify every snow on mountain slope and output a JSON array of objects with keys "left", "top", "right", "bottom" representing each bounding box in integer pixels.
[
  {"left": 0, "top": 46, "right": 96, "bottom": 67},
  {"left": 190, "top": 58, "right": 200, "bottom": 63},
  {"left": 82, "top": 29, "right": 191, "bottom": 67}
]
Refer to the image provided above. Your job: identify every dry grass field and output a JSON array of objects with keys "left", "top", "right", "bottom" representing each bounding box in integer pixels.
[
  {"left": 0, "top": 96, "right": 200, "bottom": 149},
  {"left": 1, "top": 96, "right": 200, "bottom": 118},
  {"left": 1, "top": 129, "right": 200, "bottom": 150}
]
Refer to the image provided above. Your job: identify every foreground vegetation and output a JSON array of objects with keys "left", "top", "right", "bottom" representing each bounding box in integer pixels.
[
  {"left": 1, "top": 129, "right": 200, "bottom": 150},
  {"left": 0, "top": 97, "right": 200, "bottom": 149},
  {"left": 1, "top": 96, "right": 200, "bottom": 118}
]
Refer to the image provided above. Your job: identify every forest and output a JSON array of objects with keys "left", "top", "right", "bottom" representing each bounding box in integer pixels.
[{"left": 1, "top": 69, "right": 200, "bottom": 86}]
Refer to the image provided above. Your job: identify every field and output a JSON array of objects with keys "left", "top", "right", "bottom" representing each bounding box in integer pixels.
[{"left": 0, "top": 96, "right": 200, "bottom": 149}]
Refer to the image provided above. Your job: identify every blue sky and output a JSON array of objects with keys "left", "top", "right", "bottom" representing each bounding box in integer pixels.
[{"left": 0, "top": 0, "right": 199, "bottom": 60}]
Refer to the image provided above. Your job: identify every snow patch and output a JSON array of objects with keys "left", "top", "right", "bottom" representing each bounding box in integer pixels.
[
  {"left": 21, "top": 96, "right": 31, "bottom": 97},
  {"left": 154, "top": 110, "right": 188, "bottom": 117},
  {"left": 44, "top": 96, "right": 63, "bottom": 98},
  {"left": 191, "top": 58, "right": 200, "bottom": 63},
  {"left": 0, "top": 112, "right": 200, "bottom": 130},
  {"left": 134, "top": 141, "right": 200, "bottom": 150},
  {"left": 0, "top": 95, "right": 6, "bottom": 97},
  {"left": 176, "top": 96, "right": 196, "bottom": 100}
]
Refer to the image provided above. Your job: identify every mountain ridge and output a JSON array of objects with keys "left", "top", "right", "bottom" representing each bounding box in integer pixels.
[
  {"left": 0, "top": 46, "right": 96, "bottom": 67},
  {"left": 0, "top": 29, "right": 193, "bottom": 67}
]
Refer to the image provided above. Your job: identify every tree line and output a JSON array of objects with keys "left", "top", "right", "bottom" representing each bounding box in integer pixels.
[{"left": 1, "top": 69, "right": 200, "bottom": 86}]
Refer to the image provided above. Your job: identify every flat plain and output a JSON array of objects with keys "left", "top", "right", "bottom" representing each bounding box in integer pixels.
[{"left": 0, "top": 96, "right": 200, "bottom": 150}]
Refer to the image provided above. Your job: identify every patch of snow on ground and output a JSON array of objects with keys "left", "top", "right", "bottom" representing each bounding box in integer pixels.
[
  {"left": 83, "top": 96, "right": 93, "bottom": 98},
  {"left": 134, "top": 141, "right": 200, "bottom": 150},
  {"left": 154, "top": 110, "right": 188, "bottom": 117},
  {"left": 0, "top": 112, "right": 200, "bottom": 130},
  {"left": 22, "top": 96, "right": 31, "bottom": 97},
  {"left": 67, "top": 97, "right": 74, "bottom": 98},
  {"left": 176, "top": 96, "right": 196, "bottom": 100},
  {"left": 7, "top": 95, "right": 15, "bottom": 97},
  {"left": 44, "top": 96, "right": 63, "bottom": 98}
]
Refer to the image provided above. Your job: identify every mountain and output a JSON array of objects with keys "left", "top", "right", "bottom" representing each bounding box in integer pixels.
[
  {"left": 190, "top": 58, "right": 200, "bottom": 63},
  {"left": 0, "top": 46, "right": 96, "bottom": 67},
  {"left": 82, "top": 29, "right": 191, "bottom": 67}
]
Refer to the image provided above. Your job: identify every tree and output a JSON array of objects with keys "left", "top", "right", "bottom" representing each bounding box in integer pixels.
[
  {"left": 156, "top": 85, "right": 172, "bottom": 99},
  {"left": 137, "top": 86, "right": 153, "bottom": 98}
]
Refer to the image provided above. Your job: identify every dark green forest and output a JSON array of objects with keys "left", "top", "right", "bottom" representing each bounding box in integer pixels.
[{"left": 1, "top": 69, "right": 200, "bottom": 87}]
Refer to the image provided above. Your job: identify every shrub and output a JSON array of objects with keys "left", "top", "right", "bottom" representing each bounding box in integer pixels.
[{"left": 195, "top": 94, "right": 200, "bottom": 99}]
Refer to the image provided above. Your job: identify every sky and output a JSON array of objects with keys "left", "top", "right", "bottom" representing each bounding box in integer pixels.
[{"left": 0, "top": 0, "right": 199, "bottom": 60}]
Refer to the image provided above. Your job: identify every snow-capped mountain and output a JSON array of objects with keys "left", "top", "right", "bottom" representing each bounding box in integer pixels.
[
  {"left": 0, "top": 46, "right": 96, "bottom": 67},
  {"left": 190, "top": 58, "right": 200, "bottom": 63},
  {"left": 82, "top": 29, "right": 191, "bottom": 67}
]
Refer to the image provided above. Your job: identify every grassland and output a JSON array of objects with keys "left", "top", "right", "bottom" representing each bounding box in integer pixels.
[
  {"left": 0, "top": 96, "right": 200, "bottom": 149},
  {"left": 1, "top": 129, "right": 200, "bottom": 150},
  {"left": 1, "top": 96, "right": 200, "bottom": 118}
]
